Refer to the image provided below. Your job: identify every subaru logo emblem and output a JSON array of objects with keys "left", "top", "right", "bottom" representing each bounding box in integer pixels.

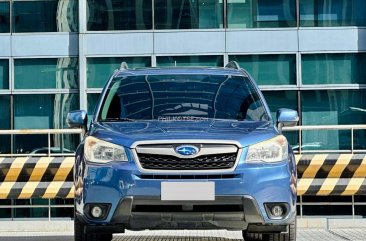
[{"left": 175, "top": 145, "right": 199, "bottom": 156}]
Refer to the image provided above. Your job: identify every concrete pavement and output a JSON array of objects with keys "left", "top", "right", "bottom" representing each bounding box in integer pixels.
[{"left": 0, "top": 229, "right": 366, "bottom": 241}]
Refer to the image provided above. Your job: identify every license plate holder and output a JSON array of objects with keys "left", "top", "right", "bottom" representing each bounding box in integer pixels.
[{"left": 161, "top": 182, "right": 215, "bottom": 201}]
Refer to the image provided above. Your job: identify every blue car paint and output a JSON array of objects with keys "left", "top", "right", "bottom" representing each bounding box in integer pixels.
[{"left": 74, "top": 67, "right": 297, "bottom": 230}]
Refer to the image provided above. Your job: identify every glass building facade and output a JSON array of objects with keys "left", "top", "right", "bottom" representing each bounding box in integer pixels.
[{"left": 0, "top": 0, "right": 366, "bottom": 219}]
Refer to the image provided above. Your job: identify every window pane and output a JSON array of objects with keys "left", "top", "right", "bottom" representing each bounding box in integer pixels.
[
  {"left": 229, "top": 55, "right": 296, "bottom": 85},
  {"left": 262, "top": 91, "right": 297, "bottom": 120},
  {"left": 300, "top": 0, "right": 366, "bottom": 27},
  {"left": 0, "top": 59, "right": 9, "bottom": 89},
  {"left": 14, "top": 133, "right": 79, "bottom": 155},
  {"left": 14, "top": 94, "right": 79, "bottom": 129},
  {"left": 14, "top": 208, "right": 48, "bottom": 218},
  {"left": 51, "top": 207, "right": 73, "bottom": 218},
  {"left": 51, "top": 199, "right": 73, "bottom": 218},
  {"left": 0, "top": 200, "right": 11, "bottom": 219},
  {"left": 155, "top": 0, "right": 223, "bottom": 29},
  {"left": 87, "top": 57, "right": 151, "bottom": 88},
  {"left": 0, "top": 2, "right": 10, "bottom": 33},
  {"left": 227, "top": 0, "right": 297, "bottom": 28},
  {"left": 87, "top": 0, "right": 152, "bottom": 30},
  {"left": 14, "top": 58, "right": 79, "bottom": 89},
  {"left": 0, "top": 95, "right": 10, "bottom": 129},
  {"left": 0, "top": 95, "right": 10, "bottom": 154},
  {"left": 14, "top": 94, "right": 79, "bottom": 153},
  {"left": 301, "top": 90, "right": 366, "bottom": 150},
  {"left": 87, "top": 93, "right": 101, "bottom": 123},
  {"left": 302, "top": 53, "right": 366, "bottom": 85},
  {"left": 156, "top": 55, "right": 223, "bottom": 67},
  {"left": 262, "top": 90, "right": 298, "bottom": 148},
  {"left": 13, "top": 0, "right": 78, "bottom": 33}
]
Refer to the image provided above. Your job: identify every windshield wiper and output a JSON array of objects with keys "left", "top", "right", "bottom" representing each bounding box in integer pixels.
[{"left": 102, "top": 118, "right": 135, "bottom": 122}]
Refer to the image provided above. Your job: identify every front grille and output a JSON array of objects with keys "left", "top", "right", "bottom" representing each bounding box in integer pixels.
[{"left": 138, "top": 153, "right": 237, "bottom": 170}]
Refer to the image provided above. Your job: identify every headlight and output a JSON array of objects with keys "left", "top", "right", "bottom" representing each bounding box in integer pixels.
[
  {"left": 246, "top": 135, "right": 288, "bottom": 163},
  {"left": 84, "top": 136, "right": 128, "bottom": 163}
]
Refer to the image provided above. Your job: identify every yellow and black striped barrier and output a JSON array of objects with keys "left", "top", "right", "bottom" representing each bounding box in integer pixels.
[
  {"left": 295, "top": 154, "right": 366, "bottom": 196},
  {"left": 0, "top": 157, "right": 74, "bottom": 199},
  {"left": 1, "top": 154, "right": 366, "bottom": 199}
]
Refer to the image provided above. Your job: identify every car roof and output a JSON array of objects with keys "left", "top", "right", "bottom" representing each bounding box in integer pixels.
[{"left": 114, "top": 67, "right": 249, "bottom": 78}]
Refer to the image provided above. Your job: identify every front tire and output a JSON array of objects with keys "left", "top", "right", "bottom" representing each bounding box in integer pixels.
[
  {"left": 263, "top": 220, "right": 296, "bottom": 241},
  {"left": 242, "top": 231, "right": 263, "bottom": 241},
  {"left": 242, "top": 220, "right": 296, "bottom": 241},
  {"left": 74, "top": 216, "right": 85, "bottom": 241},
  {"left": 74, "top": 215, "right": 113, "bottom": 241}
]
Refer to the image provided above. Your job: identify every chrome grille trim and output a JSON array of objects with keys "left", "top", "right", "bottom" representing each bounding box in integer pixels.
[
  {"left": 136, "top": 144, "right": 238, "bottom": 159},
  {"left": 131, "top": 140, "right": 242, "bottom": 174}
]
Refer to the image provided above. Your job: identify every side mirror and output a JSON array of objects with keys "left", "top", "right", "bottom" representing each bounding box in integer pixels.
[
  {"left": 276, "top": 108, "right": 299, "bottom": 132},
  {"left": 67, "top": 110, "right": 88, "bottom": 130}
]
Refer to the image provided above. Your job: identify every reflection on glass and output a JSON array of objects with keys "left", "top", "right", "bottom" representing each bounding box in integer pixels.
[
  {"left": 87, "top": 57, "right": 151, "bottom": 88},
  {"left": 262, "top": 90, "right": 299, "bottom": 148},
  {"left": 87, "top": 0, "right": 152, "bottom": 30},
  {"left": 302, "top": 203, "right": 352, "bottom": 216},
  {"left": 13, "top": 94, "right": 79, "bottom": 153},
  {"left": 14, "top": 134, "right": 79, "bottom": 154},
  {"left": 300, "top": 0, "right": 366, "bottom": 27},
  {"left": 0, "top": 95, "right": 10, "bottom": 154},
  {"left": 229, "top": 55, "right": 296, "bottom": 85},
  {"left": 51, "top": 199, "right": 74, "bottom": 218},
  {"left": 51, "top": 207, "right": 73, "bottom": 218},
  {"left": 227, "top": 0, "right": 296, "bottom": 28},
  {"left": 354, "top": 130, "right": 366, "bottom": 150},
  {"left": 0, "top": 200, "right": 11, "bottom": 218},
  {"left": 262, "top": 91, "right": 298, "bottom": 119},
  {"left": 302, "top": 53, "right": 366, "bottom": 85},
  {"left": 87, "top": 93, "right": 101, "bottom": 124},
  {"left": 0, "top": 95, "right": 10, "bottom": 129},
  {"left": 0, "top": 2, "right": 10, "bottom": 33},
  {"left": 157, "top": 55, "right": 224, "bottom": 67},
  {"left": 100, "top": 74, "right": 269, "bottom": 121},
  {"left": 155, "top": 0, "right": 223, "bottom": 29},
  {"left": 14, "top": 208, "right": 48, "bottom": 218},
  {"left": 14, "top": 94, "right": 79, "bottom": 129},
  {"left": 302, "top": 90, "right": 366, "bottom": 150},
  {"left": 0, "top": 59, "right": 9, "bottom": 89},
  {"left": 13, "top": 0, "right": 78, "bottom": 33},
  {"left": 14, "top": 58, "right": 79, "bottom": 89}
]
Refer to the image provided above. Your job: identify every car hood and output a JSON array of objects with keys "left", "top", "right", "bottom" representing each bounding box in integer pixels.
[{"left": 89, "top": 120, "right": 278, "bottom": 148}]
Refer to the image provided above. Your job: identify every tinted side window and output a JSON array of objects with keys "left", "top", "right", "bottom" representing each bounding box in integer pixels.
[{"left": 214, "top": 76, "right": 267, "bottom": 121}]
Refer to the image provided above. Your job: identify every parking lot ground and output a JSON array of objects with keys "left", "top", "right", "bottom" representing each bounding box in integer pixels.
[{"left": 0, "top": 229, "right": 366, "bottom": 241}]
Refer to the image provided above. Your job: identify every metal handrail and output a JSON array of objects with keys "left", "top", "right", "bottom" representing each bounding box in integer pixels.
[
  {"left": 283, "top": 124, "right": 366, "bottom": 154},
  {"left": 0, "top": 129, "right": 83, "bottom": 157},
  {"left": 283, "top": 124, "right": 366, "bottom": 131},
  {"left": 0, "top": 129, "right": 83, "bottom": 134},
  {"left": 1, "top": 126, "right": 366, "bottom": 155}
]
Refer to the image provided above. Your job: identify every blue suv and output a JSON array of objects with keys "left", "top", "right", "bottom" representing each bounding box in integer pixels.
[{"left": 68, "top": 62, "right": 298, "bottom": 241}]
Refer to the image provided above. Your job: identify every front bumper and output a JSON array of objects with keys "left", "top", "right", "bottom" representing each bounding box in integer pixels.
[
  {"left": 78, "top": 195, "right": 292, "bottom": 233},
  {"left": 75, "top": 156, "right": 296, "bottom": 232}
]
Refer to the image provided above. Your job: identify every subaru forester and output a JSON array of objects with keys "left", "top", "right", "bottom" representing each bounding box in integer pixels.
[{"left": 67, "top": 62, "right": 299, "bottom": 241}]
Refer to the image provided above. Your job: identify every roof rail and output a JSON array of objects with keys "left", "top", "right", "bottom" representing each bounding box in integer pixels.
[
  {"left": 225, "top": 61, "right": 240, "bottom": 70},
  {"left": 119, "top": 62, "right": 129, "bottom": 70}
]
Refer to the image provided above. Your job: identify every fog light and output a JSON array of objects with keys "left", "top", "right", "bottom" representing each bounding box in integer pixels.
[
  {"left": 91, "top": 206, "right": 103, "bottom": 218},
  {"left": 271, "top": 205, "right": 284, "bottom": 217}
]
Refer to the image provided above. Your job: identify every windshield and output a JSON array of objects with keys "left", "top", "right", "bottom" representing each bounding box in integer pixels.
[{"left": 98, "top": 74, "right": 270, "bottom": 122}]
